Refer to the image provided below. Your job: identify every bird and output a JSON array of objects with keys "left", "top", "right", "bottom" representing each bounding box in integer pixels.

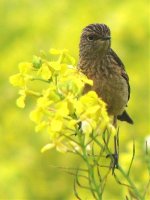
[{"left": 78, "top": 23, "right": 133, "bottom": 125}]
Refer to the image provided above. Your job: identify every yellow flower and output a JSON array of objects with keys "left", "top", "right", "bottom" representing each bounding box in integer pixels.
[
  {"left": 30, "top": 107, "right": 43, "bottom": 123},
  {"left": 35, "top": 121, "right": 48, "bottom": 132},
  {"left": 41, "top": 139, "right": 68, "bottom": 153},
  {"left": 55, "top": 101, "right": 69, "bottom": 117},
  {"left": 16, "top": 89, "right": 26, "bottom": 108},
  {"left": 19, "top": 62, "right": 32, "bottom": 74},
  {"left": 81, "top": 120, "right": 93, "bottom": 134},
  {"left": 50, "top": 118, "right": 63, "bottom": 132},
  {"left": 40, "top": 63, "right": 52, "bottom": 80},
  {"left": 9, "top": 73, "right": 25, "bottom": 87},
  {"left": 41, "top": 143, "right": 55, "bottom": 153},
  {"left": 16, "top": 95, "right": 26, "bottom": 108},
  {"left": 107, "top": 124, "right": 116, "bottom": 136}
]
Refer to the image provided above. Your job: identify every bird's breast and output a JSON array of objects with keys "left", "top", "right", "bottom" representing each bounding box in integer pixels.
[{"left": 82, "top": 62, "right": 129, "bottom": 116}]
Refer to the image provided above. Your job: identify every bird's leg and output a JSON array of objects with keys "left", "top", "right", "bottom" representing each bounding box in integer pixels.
[
  {"left": 107, "top": 116, "right": 119, "bottom": 174},
  {"left": 113, "top": 116, "right": 117, "bottom": 127},
  {"left": 112, "top": 116, "right": 119, "bottom": 173},
  {"left": 112, "top": 133, "right": 119, "bottom": 173}
]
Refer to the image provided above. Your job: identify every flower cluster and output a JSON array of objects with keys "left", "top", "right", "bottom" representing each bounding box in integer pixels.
[{"left": 10, "top": 49, "right": 113, "bottom": 153}]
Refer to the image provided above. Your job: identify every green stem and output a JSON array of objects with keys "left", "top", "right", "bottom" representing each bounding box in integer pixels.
[
  {"left": 58, "top": 52, "right": 65, "bottom": 64},
  {"left": 79, "top": 133, "right": 102, "bottom": 200},
  {"left": 118, "top": 165, "right": 144, "bottom": 200},
  {"left": 31, "top": 77, "right": 50, "bottom": 83},
  {"left": 26, "top": 90, "right": 42, "bottom": 97},
  {"left": 83, "top": 149, "right": 102, "bottom": 200}
]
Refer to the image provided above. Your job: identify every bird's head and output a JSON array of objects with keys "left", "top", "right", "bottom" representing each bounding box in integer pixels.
[{"left": 79, "top": 23, "right": 111, "bottom": 58}]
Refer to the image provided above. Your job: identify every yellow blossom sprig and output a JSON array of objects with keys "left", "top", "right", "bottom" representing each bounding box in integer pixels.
[{"left": 9, "top": 49, "right": 112, "bottom": 154}]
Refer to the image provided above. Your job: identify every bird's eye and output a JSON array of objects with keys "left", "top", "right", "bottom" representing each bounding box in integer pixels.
[{"left": 87, "top": 35, "right": 94, "bottom": 41}]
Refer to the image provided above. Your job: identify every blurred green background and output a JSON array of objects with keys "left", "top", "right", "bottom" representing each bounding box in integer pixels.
[{"left": 0, "top": 0, "right": 149, "bottom": 199}]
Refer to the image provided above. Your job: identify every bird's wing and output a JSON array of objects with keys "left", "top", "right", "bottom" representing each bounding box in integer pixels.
[{"left": 109, "top": 48, "right": 130, "bottom": 100}]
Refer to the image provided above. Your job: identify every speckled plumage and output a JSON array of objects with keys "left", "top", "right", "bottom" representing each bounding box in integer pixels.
[{"left": 78, "top": 23, "right": 133, "bottom": 124}]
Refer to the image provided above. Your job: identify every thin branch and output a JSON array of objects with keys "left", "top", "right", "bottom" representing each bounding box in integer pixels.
[
  {"left": 97, "top": 165, "right": 102, "bottom": 184},
  {"left": 94, "top": 136, "right": 112, "bottom": 165},
  {"left": 102, "top": 132, "right": 112, "bottom": 156},
  {"left": 97, "top": 164, "right": 111, "bottom": 168},
  {"left": 145, "top": 140, "right": 149, "bottom": 155},
  {"left": 105, "top": 128, "right": 111, "bottom": 145},
  {"left": 88, "top": 133, "right": 104, "bottom": 149},
  {"left": 74, "top": 178, "right": 82, "bottom": 200},
  {"left": 31, "top": 77, "right": 50, "bottom": 83},
  {"left": 96, "top": 141, "right": 106, "bottom": 164},
  {"left": 143, "top": 176, "right": 150, "bottom": 199},
  {"left": 128, "top": 189, "right": 140, "bottom": 200},
  {"left": 87, "top": 154, "right": 106, "bottom": 158},
  {"left": 101, "top": 167, "right": 111, "bottom": 193},
  {"left": 75, "top": 169, "right": 97, "bottom": 193},
  {"left": 118, "top": 165, "right": 143, "bottom": 200},
  {"left": 48, "top": 165, "right": 88, "bottom": 172},
  {"left": 91, "top": 141, "right": 96, "bottom": 164},
  {"left": 114, "top": 172, "right": 132, "bottom": 188},
  {"left": 116, "top": 127, "right": 120, "bottom": 155},
  {"left": 62, "top": 134, "right": 81, "bottom": 146},
  {"left": 127, "top": 139, "right": 135, "bottom": 176},
  {"left": 125, "top": 195, "right": 129, "bottom": 200}
]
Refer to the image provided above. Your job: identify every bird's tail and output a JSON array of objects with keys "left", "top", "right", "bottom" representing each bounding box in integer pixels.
[{"left": 117, "top": 110, "right": 134, "bottom": 124}]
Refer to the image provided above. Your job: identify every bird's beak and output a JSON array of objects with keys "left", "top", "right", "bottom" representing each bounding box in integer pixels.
[{"left": 102, "top": 36, "right": 111, "bottom": 41}]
